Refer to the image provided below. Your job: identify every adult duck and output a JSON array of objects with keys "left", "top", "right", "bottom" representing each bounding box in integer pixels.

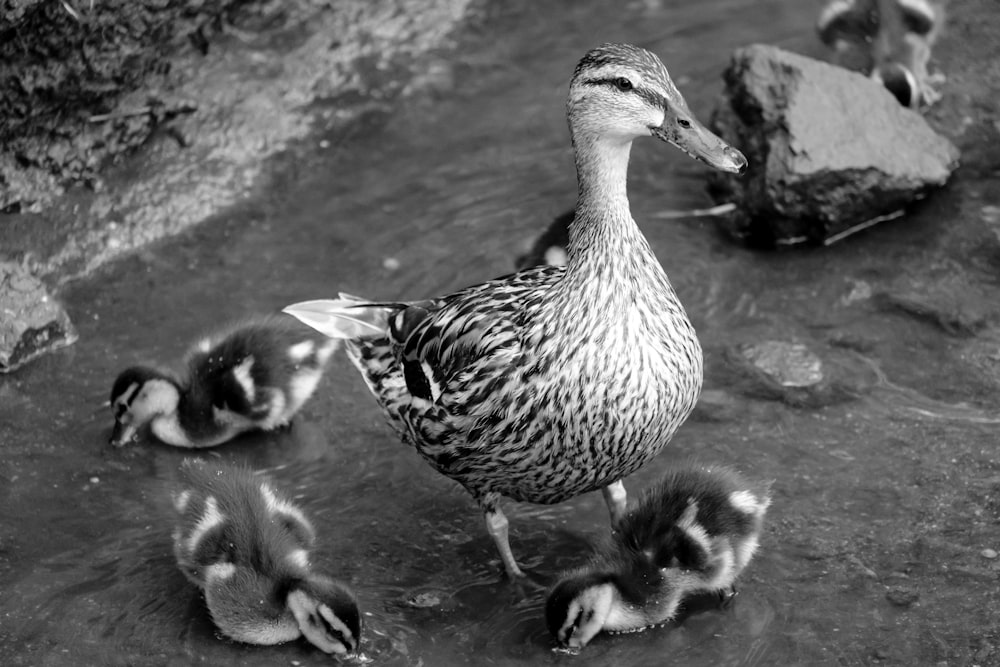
[{"left": 285, "top": 43, "right": 747, "bottom": 579}]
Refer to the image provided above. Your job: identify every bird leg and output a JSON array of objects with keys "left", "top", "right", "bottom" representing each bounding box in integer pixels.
[
  {"left": 483, "top": 502, "right": 525, "bottom": 579},
  {"left": 602, "top": 480, "right": 628, "bottom": 527}
]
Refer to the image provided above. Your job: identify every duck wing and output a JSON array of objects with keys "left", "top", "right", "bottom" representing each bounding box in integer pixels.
[{"left": 285, "top": 265, "right": 563, "bottom": 430}]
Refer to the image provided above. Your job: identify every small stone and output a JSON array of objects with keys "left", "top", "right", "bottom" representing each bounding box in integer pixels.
[
  {"left": 89, "top": 477, "right": 100, "bottom": 484},
  {"left": 406, "top": 592, "right": 441, "bottom": 608},
  {"left": 742, "top": 341, "right": 823, "bottom": 388},
  {"left": 0, "top": 262, "right": 78, "bottom": 373},
  {"left": 382, "top": 257, "right": 400, "bottom": 271},
  {"left": 981, "top": 548, "right": 998, "bottom": 559},
  {"left": 709, "top": 44, "right": 960, "bottom": 245},
  {"left": 885, "top": 587, "right": 919, "bottom": 607}
]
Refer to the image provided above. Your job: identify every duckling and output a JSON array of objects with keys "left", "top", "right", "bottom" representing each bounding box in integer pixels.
[
  {"left": 173, "top": 458, "right": 361, "bottom": 656},
  {"left": 546, "top": 465, "right": 770, "bottom": 649},
  {"left": 817, "top": 0, "right": 945, "bottom": 108},
  {"left": 109, "top": 315, "right": 339, "bottom": 448},
  {"left": 871, "top": 0, "right": 945, "bottom": 107}
]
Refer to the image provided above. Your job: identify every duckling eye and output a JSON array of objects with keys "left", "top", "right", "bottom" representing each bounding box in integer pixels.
[
  {"left": 678, "top": 119, "right": 692, "bottom": 129},
  {"left": 613, "top": 77, "right": 633, "bottom": 92}
]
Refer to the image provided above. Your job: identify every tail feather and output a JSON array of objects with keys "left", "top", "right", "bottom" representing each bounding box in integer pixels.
[{"left": 284, "top": 298, "right": 398, "bottom": 339}]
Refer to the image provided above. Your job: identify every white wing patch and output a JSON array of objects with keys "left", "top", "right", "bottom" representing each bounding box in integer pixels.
[
  {"left": 287, "top": 548, "right": 311, "bottom": 570},
  {"left": 205, "top": 562, "right": 237, "bottom": 581},
  {"left": 231, "top": 356, "right": 256, "bottom": 401},
  {"left": 420, "top": 360, "right": 442, "bottom": 402},
  {"left": 288, "top": 340, "right": 315, "bottom": 363},
  {"left": 729, "top": 490, "right": 764, "bottom": 515},
  {"left": 187, "top": 495, "right": 225, "bottom": 554},
  {"left": 259, "top": 483, "right": 314, "bottom": 540},
  {"left": 173, "top": 489, "right": 192, "bottom": 513}
]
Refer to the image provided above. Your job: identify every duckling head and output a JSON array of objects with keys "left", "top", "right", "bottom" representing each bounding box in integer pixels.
[
  {"left": 567, "top": 43, "right": 746, "bottom": 174},
  {"left": 109, "top": 367, "right": 180, "bottom": 446},
  {"left": 201, "top": 564, "right": 361, "bottom": 656},
  {"left": 285, "top": 574, "right": 362, "bottom": 656},
  {"left": 546, "top": 572, "right": 619, "bottom": 649}
]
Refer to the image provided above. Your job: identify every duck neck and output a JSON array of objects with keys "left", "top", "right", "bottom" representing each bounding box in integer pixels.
[{"left": 565, "top": 131, "right": 670, "bottom": 294}]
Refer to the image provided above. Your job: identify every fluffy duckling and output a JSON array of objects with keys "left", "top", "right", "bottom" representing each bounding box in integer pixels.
[
  {"left": 817, "top": 0, "right": 945, "bottom": 108},
  {"left": 110, "top": 315, "right": 339, "bottom": 447},
  {"left": 546, "top": 465, "right": 771, "bottom": 649},
  {"left": 173, "top": 459, "right": 361, "bottom": 656}
]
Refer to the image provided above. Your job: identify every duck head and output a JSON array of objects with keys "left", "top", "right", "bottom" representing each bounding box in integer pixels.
[
  {"left": 109, "top": 367, "right": 179, "bottom": 446},
  {"left": 567, "top": 43, "right": 747, "bottom": 175}
]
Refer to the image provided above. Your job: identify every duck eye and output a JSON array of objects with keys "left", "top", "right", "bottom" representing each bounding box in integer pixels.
[
  {"left": 678, "top": 119, "right": 692, "bottom": 129},
  {"left": 613, "top": 77, "right": 633, "bottom": 92}
]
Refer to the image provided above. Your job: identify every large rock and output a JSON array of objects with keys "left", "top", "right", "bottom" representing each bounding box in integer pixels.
[
  {"left": 709, "top": 44, "right": 961, "bottom": 246},
  {"left": 0, "top": 262, "right": 77, "bottom": 373}
]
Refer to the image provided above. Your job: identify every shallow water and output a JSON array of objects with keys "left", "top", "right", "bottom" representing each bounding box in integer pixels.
[{"left": 3, "top": 0, "right": 1000, "bottom": 665}]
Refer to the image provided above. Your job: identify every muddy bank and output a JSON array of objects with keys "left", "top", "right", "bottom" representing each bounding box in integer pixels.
[{"left": 0, "top": 0, "right": 476, "bottom": 284}]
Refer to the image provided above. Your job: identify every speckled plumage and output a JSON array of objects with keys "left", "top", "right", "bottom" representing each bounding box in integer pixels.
[{"left": 285, "top": 43, "right": 747, "bottom": 576}]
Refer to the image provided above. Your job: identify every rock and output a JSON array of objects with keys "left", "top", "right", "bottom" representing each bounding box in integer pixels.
[
  {"left": 878, "top": 274, "right": 991, "bottom": 336},
  {"left": 885, "top": 586, "right": 920, "bottom": 607},
  {"left": 981, "top": 548, "right": 998, "bottom": 560},
  {"left": 742, "top": 341, "right": 824, "bottom": 388},
  {"left": 708, "top": 44, "right": 961, "bottom": 246},
  {"left": 0, "top": 262, "right": 78, "bottom": 373},
  {"left": 723, "top": 339, "right": 878, "bottom": 408}
]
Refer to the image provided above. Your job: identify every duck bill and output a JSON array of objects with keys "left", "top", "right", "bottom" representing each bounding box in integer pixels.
[
  {"left": 109, "top": 421, "right": 137, "bottom": 447},
  {"left": 652, "top": 118, "right": 747, "bottom": 175}
]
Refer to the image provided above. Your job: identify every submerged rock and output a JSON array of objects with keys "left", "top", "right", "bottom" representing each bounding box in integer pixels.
[
  {"left": 709, "top": 44, "right": 960, "bottom": 246},
  {"left": 723, "top": 339, "right": 878, "bottom": 408},
  {"left": 0, "top": 262, "right": 77, "bottom": 373}
]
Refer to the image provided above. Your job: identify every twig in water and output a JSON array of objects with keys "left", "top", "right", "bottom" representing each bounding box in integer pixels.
[
  {"left": 823, "top": 209, "right": 905, "bottom": 246},
  {"left": 60, "top": 0, "right": 81, "bottom": 21},
  {"left": 88, "top": 107, "right": 153, "bottom": 123},
  {"left": 651, "top": 202, "right": 737, "bottom": 220}
]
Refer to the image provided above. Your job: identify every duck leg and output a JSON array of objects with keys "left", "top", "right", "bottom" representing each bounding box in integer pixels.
[
  {"left": 601, "top": 480, "right": 628, "bottom": 526},
  {"left": 482, "top": 495, "right": 525, "bottom": 579}
]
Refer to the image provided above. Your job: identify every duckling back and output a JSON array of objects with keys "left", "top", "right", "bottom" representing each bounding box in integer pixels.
[
  {"left": 619, "top": 465, "right": 771, "bottom": 577},
  {"left": 183, "top": 315, "right": 339, "bottom": 433},
  {"left": 171, "top": 459, "right": 362, "bottom": 655},
  {"left": 172, "top": 458, "right": 316, "bottom": 589},
  {"left": 547, "top": 464, "right": 771, "bottom": 648}
]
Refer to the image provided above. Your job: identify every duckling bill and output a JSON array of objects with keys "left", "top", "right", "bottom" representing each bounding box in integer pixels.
[
  {"left": 546, "top": 464, "right": 771, "bottom": 649},
  {"left": 283, "top": 43, "right": 747, "bottom": 580},
  {"left": 173, "top": 459, "right": 361, "bottom": 656},
  {"left": 109, "top": 315, "right": 338, "bottom": 448}
]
